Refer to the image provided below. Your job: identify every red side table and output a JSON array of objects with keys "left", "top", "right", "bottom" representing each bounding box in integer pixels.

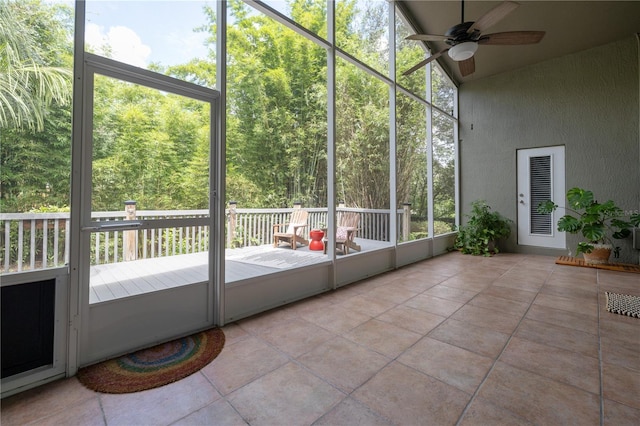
[{"left": 309, "top": 229, "right": 325, "bottom": 251}]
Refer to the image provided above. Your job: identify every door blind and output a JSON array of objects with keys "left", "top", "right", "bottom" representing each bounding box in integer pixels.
[{"left": 529, "top": 156, "right": 552, "bottom": 235}]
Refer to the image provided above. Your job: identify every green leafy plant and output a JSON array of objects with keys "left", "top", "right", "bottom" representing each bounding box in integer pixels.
[
  {"left": 454, "top": 200, "right": 512, "bottom": 256},
  {"left": 537, "top": 187, "right": 640, "bottom": 257}
]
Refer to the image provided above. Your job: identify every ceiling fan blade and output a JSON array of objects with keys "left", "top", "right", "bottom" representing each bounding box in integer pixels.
[
  {"left": 406, "top": 34, "right": 449, "bottom": 42},
  {"left": 458, "top": 57, "right": 475, "bottom": 77},
  {"left": 479, "top": 31, "right": 546, "bottom": 45},
  {"left": 402, "top": 49, "right": 449, "bottom": 76},
  {"left": 467, "top": 1, "right": 519, "bottom": 34}
]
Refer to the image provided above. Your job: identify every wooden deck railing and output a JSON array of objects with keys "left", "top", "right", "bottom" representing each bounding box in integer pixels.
[{"left": 1, "top": 206, "right": 405, "bottom": 273}]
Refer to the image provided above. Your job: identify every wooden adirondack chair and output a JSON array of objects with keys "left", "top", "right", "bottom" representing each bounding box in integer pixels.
[
  {"left": 273, "top": 209, "right": 309, "bottom": 250},
  {"left": 324, "top": 211, "right": 361, "bottom": 254}
]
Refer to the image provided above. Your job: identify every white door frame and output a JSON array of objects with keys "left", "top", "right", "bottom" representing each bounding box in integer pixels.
[
  {"left": 517, "top": 146, "right": 566, "bottom": 249},
  {"left": 73, "top": 54, "right": 221, "bottom": 366}
]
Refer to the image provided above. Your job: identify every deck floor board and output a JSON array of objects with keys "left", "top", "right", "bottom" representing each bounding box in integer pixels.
[{"left": 89, "top": 239, "right": 390, "bottom": 304}]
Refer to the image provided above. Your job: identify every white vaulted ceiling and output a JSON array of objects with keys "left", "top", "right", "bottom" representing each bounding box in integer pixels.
[{"left": 398, "top": 1, "right": 640, "bottom": 84}]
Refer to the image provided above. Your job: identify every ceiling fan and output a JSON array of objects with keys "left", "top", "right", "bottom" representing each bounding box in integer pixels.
[{"left": 403, "top": 1, "right": 545, "bottom": 77}]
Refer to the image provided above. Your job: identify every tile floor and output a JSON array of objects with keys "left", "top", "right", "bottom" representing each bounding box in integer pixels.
[{"left": 2, "top": 252, "right": 639, "bottom": 425}]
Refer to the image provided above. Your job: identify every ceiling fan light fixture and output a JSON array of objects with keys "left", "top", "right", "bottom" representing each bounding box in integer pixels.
[{"left": 448, "top": 41, "right": 478, "bottom": 61}]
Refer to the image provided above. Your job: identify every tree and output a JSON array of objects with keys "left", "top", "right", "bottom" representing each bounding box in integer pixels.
[
  {"left": 0, "top": 0, "right": 72, "bottom": 132},
  {"left": 0, "top": 0, "right": 73, "bottom": 212}
]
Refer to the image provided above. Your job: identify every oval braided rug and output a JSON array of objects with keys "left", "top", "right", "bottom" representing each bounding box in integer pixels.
[{"left": 77, "top": 328, "right": 225, "bottom": 393}]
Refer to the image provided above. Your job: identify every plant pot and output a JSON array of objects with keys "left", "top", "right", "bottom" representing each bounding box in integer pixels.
[{"left": 582, "top": 243, "right": 612, "bottom": 265}]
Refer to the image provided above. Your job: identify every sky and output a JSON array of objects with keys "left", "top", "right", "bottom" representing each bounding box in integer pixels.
[
  {"left": 82, "top": 0, "right": 215, "bottom": 68},
  {"left": 45, "top": 1, "right": 309, "bottom": 69}
]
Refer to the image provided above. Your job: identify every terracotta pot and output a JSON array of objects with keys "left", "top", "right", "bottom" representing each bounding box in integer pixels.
[{"left": 582, "top": 243, "right": 612, "bottom": 265}]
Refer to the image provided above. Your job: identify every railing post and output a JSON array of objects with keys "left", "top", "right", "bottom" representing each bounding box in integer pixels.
[
  {"left": 402, "top": 203, "right": 411, "bottom": 242},
  {"left": 124, "top": 200, "right": 137, "bottom": 261},
  {"left": 228, "top": 201, "right": 237, "bottom": 248},
  {"left": 338, "top": 200, "right": 345, "bottom": 223}
]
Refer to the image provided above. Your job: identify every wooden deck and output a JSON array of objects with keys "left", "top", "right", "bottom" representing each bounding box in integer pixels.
[{"left": 89, "top": 238, "right": 390, "bottom": 304}]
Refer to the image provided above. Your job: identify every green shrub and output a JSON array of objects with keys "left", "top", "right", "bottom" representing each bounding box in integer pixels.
[{"left": 454, "top": 200, "right": 512, "bottom": 256}]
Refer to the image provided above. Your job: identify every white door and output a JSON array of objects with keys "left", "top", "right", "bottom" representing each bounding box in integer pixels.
[
  {"left": 517, "top": 146, "right": 565, "bottom": 248},
  {"left": 78, "top": 54, "right": 220, "bottom": 365}
]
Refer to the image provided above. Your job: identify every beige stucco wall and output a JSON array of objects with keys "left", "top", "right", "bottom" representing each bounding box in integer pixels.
[{"left": 459, "top": 36, "right": 640, "bottom": 264}]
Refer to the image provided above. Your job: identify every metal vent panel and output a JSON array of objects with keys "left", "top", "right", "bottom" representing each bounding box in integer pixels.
[{"left": 529, "top": 156, "right": 552, "bottom": 235}]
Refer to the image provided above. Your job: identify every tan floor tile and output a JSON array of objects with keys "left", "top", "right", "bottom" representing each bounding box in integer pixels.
[
  {"left": 353, "top": 362, "right": 470, "bottom": 425},
  {"left": 376, "top": 305, "right": 446, "bottom": 334},
  {"left": 404, "top": 293, "right": 465, "bottom": 317},
  {"left": 540, "top": 282, "right": 598, "bottom": 303},
  {"left": 172, "top": 399, "right": 248, "bottom": 426},
  {"left": 603, "top": 363, "right": 640, "bottom": 409},
  {"left": 457, "top": 267, "right": 506, "bottom": 280},
  {"left": 500, "top": 336, "right": 600, "bottom": 394},
  {"left": 545, "top": 274, "right": 597, "bottom": 290},
  {"left": 424, "top": 284, "right": 479, "bottom": 303},
  {"left": 492, "top": 275, "right": 546, "bottom": 293},
  {"left": 282, "top": 295, "right": 335, "bottom": 317},
  {"left": 337, "top": 295, "right": 397, "bottom": 317},
  {"left": 451, "top": 304, "right": 522, "bottom": 334},
  {"left": 299, "top": 304, "right": 371, "bottom": 334},
  {"left": 319, "top": 284, "right": 364, "bottom": 302},
  {"left": 550, "top": 265, "right": 597, "bottom": 280},
  {"left": 201, "top": 336, "right": 289, "bottom": 395},
  {"left": 515, "top": 318, "right": 599, "bottom": 358},
  {"left": 398, "top": 337, "right": 493, "bottom": 393},
  {"left": 477, "top": 362, "right": 600, "bottom": 425},
  {"left": 24, "top": 396, "right": 105, "bottom": 426},
  {"left": 501, "top": 267, "right": 548, "bottom": 278},
  {"left": 467, "top": 293, "right": 531, "bottom": 317},
  {"left": 525, "top": 304, "right": 598, "bottom": 335},
  {"left": 364, "top": 284, "right": 418, "bottom": 304},
  {"left": 600, "top": 335, "right": 640, "bottom": 372},
  {"left": 429, "top": 318, "right": 510, "bottom": 358},
  {"left": 600, "top": 282, "right": 640, "bottom": 296},
  {"left": 236, "top": 306, "right": 298, "bottom": 334},
  {"left": 221, "top": 323, "right": 250, "bottom": 345},
  {"left": 533, "top": 293, "right": 598, "bottom": 318},
  {"left": 0, "top": 377, "right": 96, "bottom": 425},
  {"left": 100, "top": 372, "right": 219, "bottom": 425},
  {"left": 314, "top": 397, "right": 392, "bottom": 426},
  {"left": 598, "top": 270, "right": 640, "bottom": 289},
  {"left": 344, "top": 319, "right": 422, "bottom": 358},
  {"left": 350, "top": 274, "right": 394, "bottom": 292},
  {"left": 5, "top": 253, "right": 640, "bottom": 426},
  {"left": 438, "top": 275, "right": 493, "bottom": 292},
  {"left": 297, "top": 336, "right": 390, "bottom": 393},
  {"left": 599, "top": 314, "right": 640, "bottom": 348},
  {"left": 228, "top": 362, "right": 344, "bottom": 426},
  {"left": 394, "top": 278, "right": 441, "bottom": 293},
  {"left": 480, "top": 285, "right": 538, "bottom": 304},
  {"left": 458, "top": 398, "right": 534, "bottom": 426},
  {"left": 259, "top": 318, "right": 336, "bottom": 358},
  {"left": 603, "top": 398, "right": 640, "bottom": 426},
  {"left": 402, "top": 270, "right": 450, "bottom": 287}
]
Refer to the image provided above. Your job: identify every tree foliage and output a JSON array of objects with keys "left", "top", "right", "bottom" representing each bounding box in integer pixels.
[
  {"left": 1, "top": 0, "right": 73, "bottom": 211},
  {"left": 2, "top": 0, "right": 457, "bottom": 229}
]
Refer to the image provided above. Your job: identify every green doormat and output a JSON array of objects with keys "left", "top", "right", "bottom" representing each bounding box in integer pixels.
[
  {"left": 77, "top": 327, "right": 225, "bottom": 393},
  {"left": 605, "top": 292, "right": 640, "bottom": 318}
]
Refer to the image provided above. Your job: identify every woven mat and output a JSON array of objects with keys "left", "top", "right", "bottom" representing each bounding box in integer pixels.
[
  {"left": 605, "top": 292, "right": 640, "bottom": 318},
  {"left": 555, "top": 256, "right": 640, "bottom": 274},
  {"left": 77, "top": 327, "right": 225, "bottom": 393}
]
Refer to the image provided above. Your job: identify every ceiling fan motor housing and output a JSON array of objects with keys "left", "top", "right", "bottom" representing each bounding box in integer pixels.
[{"left": 445, "top": 22, "right": 480, "bottom": 45}]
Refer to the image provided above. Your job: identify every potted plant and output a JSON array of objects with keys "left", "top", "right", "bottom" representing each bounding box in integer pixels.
[
  {"left": 537, "top": 187, "right": 640, "bottom": 264},
  {"left": 454, "top": 200, "right": 512, "bottom": 256}
]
